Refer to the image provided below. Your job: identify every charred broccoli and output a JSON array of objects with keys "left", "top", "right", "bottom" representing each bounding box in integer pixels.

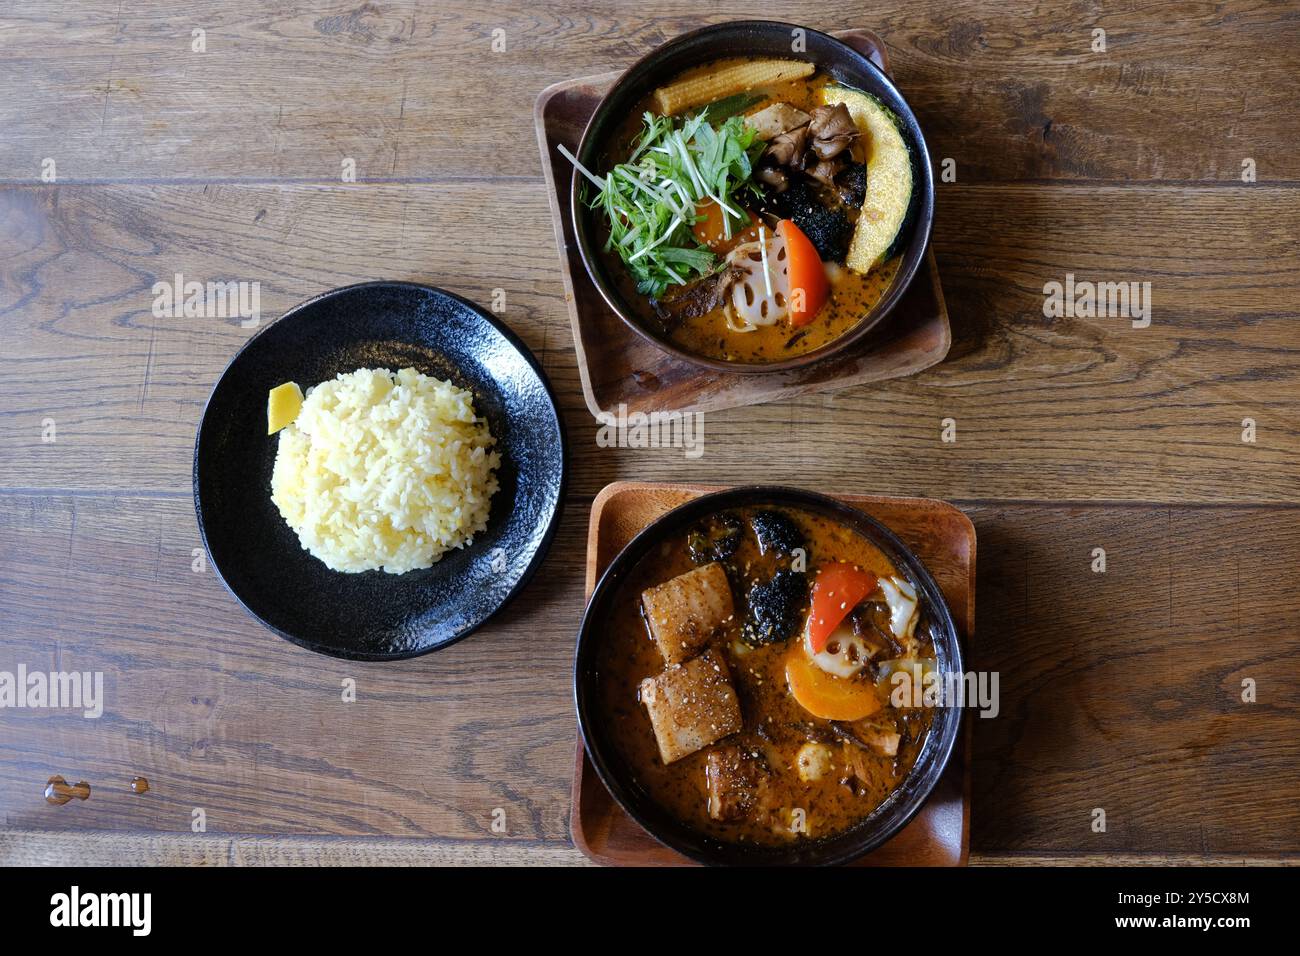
[
  {"left": 764, "top": 179, "right": 855, "bottom": 263},
  {"left": 741, "top": 568, "right": 809, "bottom": 646},
  {"left": 687, "top": 512, "right": 744, "bottom": 565},
  {"left": 749, "top": 509, "right": 804, "bottom": 557}
]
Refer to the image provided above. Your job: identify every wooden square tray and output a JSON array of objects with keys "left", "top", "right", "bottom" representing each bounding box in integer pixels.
[
  {"left": 571, "top": 481, "right": 974, "bottom": 866},
  {"left": 535, "top": 30, "right": 950, "bottom": 419}
]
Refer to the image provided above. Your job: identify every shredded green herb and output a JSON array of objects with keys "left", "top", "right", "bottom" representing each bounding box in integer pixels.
[{"left": 561, "top": 109, "right": 766, "bottom": 297}]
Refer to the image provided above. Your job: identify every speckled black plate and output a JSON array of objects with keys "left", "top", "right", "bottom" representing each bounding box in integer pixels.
[{"left": 193, "top": 281, "right": 566, "bottom": 661}]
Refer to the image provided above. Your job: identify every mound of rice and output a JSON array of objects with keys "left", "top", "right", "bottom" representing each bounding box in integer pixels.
[{"left": 270, "top": 367, "right": 500, "bottom": 574}]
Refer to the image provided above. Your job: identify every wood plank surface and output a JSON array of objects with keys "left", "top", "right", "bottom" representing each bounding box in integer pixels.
[
  {"left": 1, "top": 0, "right": 1298, "bottom": 866},
  {"left": 0, "top": 831, "right": 589, "bottom": 866},
  {"left": 2, "top": 183, "right": 1296, "bottom": 502},
  {"left": 0, "top": 831, "right": 1291, "bottom": 868},
  {"left": 2, "top": 494, "right": 1297, "bottom": 858},
  {"left": 972, "top": 502, "right": 1300, "bottom": 854},
  {"left": 0, "top": 491, "right": 586, "bottom": 840},
  {"left": 2, "top": 2, "right": 1297, "bottom": 183}
]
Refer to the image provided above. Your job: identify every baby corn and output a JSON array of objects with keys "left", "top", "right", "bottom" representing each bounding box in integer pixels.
[{"left": 652, "top": 59, "right": 815, "bottom": 115}]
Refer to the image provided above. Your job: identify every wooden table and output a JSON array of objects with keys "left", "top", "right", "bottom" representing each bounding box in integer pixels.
[{"left": 1, "top": 1, "right": 1297, "bottom": 867}]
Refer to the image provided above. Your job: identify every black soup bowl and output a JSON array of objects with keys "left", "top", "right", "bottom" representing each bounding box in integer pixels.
[
  {"left": 194, "top": 281, "right": 566, "bottom": 661},
  {"left": 573, "top": 486, "right": 963, "bottom": 866},
  {"left": 570, "top": 20, "right": 935, "bottom": 374}
]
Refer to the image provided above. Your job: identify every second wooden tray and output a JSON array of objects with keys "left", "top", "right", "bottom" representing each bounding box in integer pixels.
[
  {"left": 535, "top": 29, "right": 950, "bottom": 419},
  {"left": 571, "top": 481, "right": 975, "bottom": 866}
]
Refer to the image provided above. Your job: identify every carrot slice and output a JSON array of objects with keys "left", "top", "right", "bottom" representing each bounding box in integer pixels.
[
  {"left": 777, "top": 219, "right": 829, "bottom": 326},
  {"left": 786, "top": 647, "right": 883, "bottom": 721}
]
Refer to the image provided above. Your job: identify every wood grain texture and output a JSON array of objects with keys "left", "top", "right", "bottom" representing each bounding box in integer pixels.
[
  {"left": 2, "top": 492, "right": 1297, "bottom": 859},
  {"left": 0, "top": 491, "right": 586, "bottom": 840},
  {"left": 2, "top": 1, "right": 1297, "bottom": 183},
  {"left": 970, "top": 502, "right": 1300, "bottom": 855},
  {"left": 2, "top": 182, "right": 1297, "bottom": 502},
  {"left": 2, "top": 0, "right": 1298, "bottom": 866},
  {"left": 0, "top": 831, "right": 588, "bottom": 866},
  {"left": 1, "top": 831, "right": 1292, "bottom": 867}
]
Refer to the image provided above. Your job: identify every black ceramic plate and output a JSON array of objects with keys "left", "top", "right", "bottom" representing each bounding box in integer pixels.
[
  {"left": 574, "top": 486, "right": 962, "bottom": 866},
  {"left": 194, "top": 281, "right": 566, "bottom": 661}
]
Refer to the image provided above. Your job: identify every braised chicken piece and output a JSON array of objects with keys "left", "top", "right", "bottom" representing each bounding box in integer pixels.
[
  {"left": 705, "top": 745, "right": 773, "bottom": 821},
  {"left": 650, "top": 266, "right": 746, "bottom": 328}
]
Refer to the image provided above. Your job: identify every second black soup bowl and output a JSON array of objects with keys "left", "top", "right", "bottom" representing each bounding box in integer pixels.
[{"left": 573, "top": 486, "right": 963, "bottom": 866}]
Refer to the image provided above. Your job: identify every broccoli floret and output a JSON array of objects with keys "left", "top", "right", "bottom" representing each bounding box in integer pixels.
[
  {"left": 749, "top": 509, "right": 804, "bottom": 557},
  {"left": 687, "top": 512, "right": 744, "bottom": 565},
  {"left": 762, "top": 171, "right": 863, "bottom": 263},
  {"left": 741, "top": 569, "right": 809, "bottom": 646},
  {"left": 767, "top": 180, "right": 854, "bottom": 263}
]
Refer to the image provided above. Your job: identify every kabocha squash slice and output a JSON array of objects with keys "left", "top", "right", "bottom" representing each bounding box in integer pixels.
[{"left": 817, "top": 86, "right": 914, "bottom": 274}]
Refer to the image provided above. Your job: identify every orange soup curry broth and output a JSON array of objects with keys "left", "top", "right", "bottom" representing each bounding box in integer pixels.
[
  {"left": 596, "top": 506, "right": 936, "bottom": 846},
  {"left": 596, "top": 60, "right": 900, "bottom": 364}
]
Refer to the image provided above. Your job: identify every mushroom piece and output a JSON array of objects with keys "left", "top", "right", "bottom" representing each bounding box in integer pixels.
[
  {"left": 763, "top": 124, "right": 810, "bottom": 167},
  {"left": 836, "top": 162, "right": 867, "bottom": 207},
  {"left": 755, "top": 164, "right": 790, "bottom": 192},
  {"left": 808, "top": 103, "right": 858, "bottom": 160},
  {"left": 807, "top": 157, "right": 846, "bottom": 188},
  {"left": 744, "top": 102, "right": 812, "bottom": 141}
]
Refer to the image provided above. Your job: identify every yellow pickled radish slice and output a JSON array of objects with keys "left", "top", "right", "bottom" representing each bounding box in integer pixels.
[{"left": 267, "top": 381, "right": 303, "bottom": 435}]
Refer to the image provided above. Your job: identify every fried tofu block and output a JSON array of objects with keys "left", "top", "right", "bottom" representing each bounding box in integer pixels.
[
  {"left": 705, "top": 745, "right": 771, "bottom": 822},
  {"left": 641, "top": 562, "right": 735, "bottom": 664},
  {"left": 855, "top": 723, "right": 901, "bottom": 757},
  {"left": 639, "top": 649, "right": 743, "bottom": 764}
]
